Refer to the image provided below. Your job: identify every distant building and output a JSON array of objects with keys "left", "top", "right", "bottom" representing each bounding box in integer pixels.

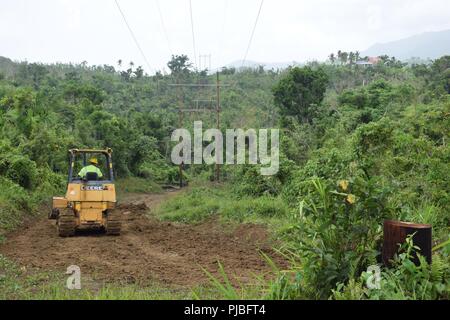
[
  {"left": 355, "top": 60, "right": 373, "bottom": 67},
  {"left": 368, "top": 56, "right": 381, "bottom": 64},
  {"left": 355, "top": 56, "right": 381, "bottom": 67}
]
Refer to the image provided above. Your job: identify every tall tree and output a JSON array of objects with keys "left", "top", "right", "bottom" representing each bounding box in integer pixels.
[
  {"left": 340, "top": 52, "right": 349, "bottom": 65},
  {"left": 167, "top": 55, "right": 193, "bottom": 75},
  {"left": 329, "top": 53, "right": 336, "bottom": 64},
  {"left": 273, "top": 66, "right": 328, "bottom": 123},
  {"left": 349, "top": 51, "right": 355, "bottom": 65},
  {"left": 134, "top": 66, "right": 144, "bottom": 79}
]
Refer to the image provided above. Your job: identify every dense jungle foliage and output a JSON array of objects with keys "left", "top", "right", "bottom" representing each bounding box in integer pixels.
[{"left": 0, "top": 53, "right": 448, "bottom": 299}]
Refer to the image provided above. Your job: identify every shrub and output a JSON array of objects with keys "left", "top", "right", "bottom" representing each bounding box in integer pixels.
[
  {"left": 138, "top": 160, "right": 179, "bottom": 184},
  {"left": 232, "top": 165, "right": 282, "bottom": 197},
  {"left": 0, "top": 155, "right": 38, "bottom": 190},
  {"left": 333, "top": 236, "right": 450, "bottom": 300},
  {"left": 0, "top": 178, "right": 32, "bottom": 233},
  {"left": 285, "top": 178, "right": 387, "bottom": 299}
]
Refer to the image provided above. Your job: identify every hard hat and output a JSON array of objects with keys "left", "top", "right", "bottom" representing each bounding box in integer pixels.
[{"left": 89, "top": 157, "right": 98, "bottom": 165}]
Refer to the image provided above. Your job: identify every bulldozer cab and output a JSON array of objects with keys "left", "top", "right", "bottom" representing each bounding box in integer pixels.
[{"left": 68, "top": 148, "right": 114, "bottom": 183}]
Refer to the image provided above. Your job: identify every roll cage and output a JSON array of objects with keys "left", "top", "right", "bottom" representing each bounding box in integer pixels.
[{"left": 68, "top": 148, "right": 114, "bottom": 183}]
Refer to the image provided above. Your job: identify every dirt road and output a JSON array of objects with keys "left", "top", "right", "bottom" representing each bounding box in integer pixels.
[{"left": 0, "top": 190, "right": 286, "bottom": 288}]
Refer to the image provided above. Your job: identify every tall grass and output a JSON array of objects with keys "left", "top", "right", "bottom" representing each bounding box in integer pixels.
[{"left": 156, "top": 185, "right": 289, "bottom": 226}]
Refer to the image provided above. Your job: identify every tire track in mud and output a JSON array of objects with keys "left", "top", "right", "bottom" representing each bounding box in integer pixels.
[{"left": 0, "top": 190, "right": 287, "bottom": 288}]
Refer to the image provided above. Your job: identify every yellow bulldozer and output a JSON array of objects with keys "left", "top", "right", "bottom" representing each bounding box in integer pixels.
[{"left": 49, "top": 148, "right": 121, "bottom": 237}]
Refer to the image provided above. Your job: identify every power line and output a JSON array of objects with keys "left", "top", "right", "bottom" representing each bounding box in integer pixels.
[
  {"left": 114, "top": 0, "right": 153, "bottom": 73},
  {"left": 241, "top": 0, "right": 264, "bottom": 68},
  {"left": 189, "top": 0, "right": 198, "bottom": 69},
  {"left": 155, "top": 0, "right": 173, "bottom": 56},
  {"left": 216, "top": 0, "right": 228, "bottom": 69}
]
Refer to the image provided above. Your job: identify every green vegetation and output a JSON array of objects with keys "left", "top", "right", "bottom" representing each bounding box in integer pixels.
[
  {"left": 115, "top": 177, "right": 162, "bottom": 194},
  {"left": 157, "top": 182, "right": 289, "bottom": 226},
  {"left": 161, "top": 56, "right": 450, "bottom": 300},
  {"left": 0, "top": 54, "right": 449, "bottom": 299}
]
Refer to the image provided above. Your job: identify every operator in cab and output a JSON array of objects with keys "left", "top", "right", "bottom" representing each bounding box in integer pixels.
[{"left": 78, "top": 157, "right": 103, "bottom": 180}]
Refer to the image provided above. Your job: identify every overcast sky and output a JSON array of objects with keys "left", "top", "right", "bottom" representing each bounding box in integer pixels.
[{"left": 1, "top": 0, "right": 449, "bottom": 73}]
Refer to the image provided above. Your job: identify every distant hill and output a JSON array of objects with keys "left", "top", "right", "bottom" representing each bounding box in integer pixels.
[{"left": 361, "top": 29, "right": 450, "bottom": 60}]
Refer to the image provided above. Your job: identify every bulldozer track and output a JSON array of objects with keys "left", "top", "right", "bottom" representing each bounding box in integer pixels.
[
  {"left": 106, "top": 210, "right": 122, "bottom": 235},
  {"left": 57, "top": 212, "right": 76, "bottom": 237}
]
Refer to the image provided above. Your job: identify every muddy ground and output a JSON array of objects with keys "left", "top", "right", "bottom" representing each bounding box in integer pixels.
[{"left": 0, "top": 190, "right": 287, "bottom": 289}]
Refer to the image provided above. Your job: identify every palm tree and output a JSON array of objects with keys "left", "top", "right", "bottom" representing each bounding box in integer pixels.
[
  {"left": 340, "top": 51, "right": 348, "bottom": 65},
  {"left": 329, "top": 53, "right": 336, "bottom": 64},
  {"left": 349, "top": 52, "right": 355, "bottom": 65}
]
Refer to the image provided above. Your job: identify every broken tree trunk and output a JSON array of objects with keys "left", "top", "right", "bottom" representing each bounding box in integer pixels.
[{"left": 382, "top": 220, "right": 432, "bottom": 267}]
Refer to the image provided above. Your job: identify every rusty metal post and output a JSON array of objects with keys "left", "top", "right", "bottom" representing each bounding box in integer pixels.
[{"left": 382, "top": 220, "right": 432, "bottom": 267}]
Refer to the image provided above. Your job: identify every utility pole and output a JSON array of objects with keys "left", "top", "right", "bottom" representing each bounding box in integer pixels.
[
  {"left": 168, "top": 74, "right": 229, "bottom": 184},
  {"left": 199, "top": 54, "right": 212, "bottom": 71},
  {"left": 215, "top": 71, "right": 221, "bottom": 182},
  {"left": 176, "top": 76, "right": 184, "bottom": 188}
]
